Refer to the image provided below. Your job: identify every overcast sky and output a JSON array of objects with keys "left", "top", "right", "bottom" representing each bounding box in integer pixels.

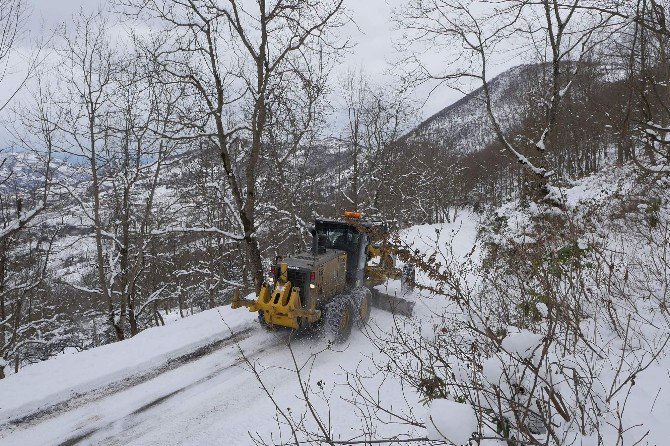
[{"left": 15, "top": 0, "right": 515, "bottom": 134}]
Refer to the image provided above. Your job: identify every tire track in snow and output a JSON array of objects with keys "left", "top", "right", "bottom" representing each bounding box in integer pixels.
[
  {"left": 49, "top": 329, "right": 292, "bottom": 446},
  {"left": 3, "top": 324, "right": 256, "bottom": 433}
]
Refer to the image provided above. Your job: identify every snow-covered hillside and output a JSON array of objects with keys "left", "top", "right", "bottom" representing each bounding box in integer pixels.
[
  {"left": 0, "top": 152, "right": 87, "bottom": 192},
  {"left": 2, "top": 162, "right": 669, "bottom": 446},
  {"left": 404, "top": 65, "right": 538, "bottom": 154},
  {"left": 17, "top": 138, "right": 352, "bottom": 291}
]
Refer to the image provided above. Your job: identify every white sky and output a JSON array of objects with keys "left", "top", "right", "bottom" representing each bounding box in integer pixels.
[{"left": 11, "top": 0, "right": 517, "bottom": 137}]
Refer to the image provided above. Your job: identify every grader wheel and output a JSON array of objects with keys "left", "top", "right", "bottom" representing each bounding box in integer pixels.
[
  {"left": 351, "top": 286, "right": 372, "bottom": 327},
  {"left": 325, "top": 295, "right": 354, "bottom": 343}
]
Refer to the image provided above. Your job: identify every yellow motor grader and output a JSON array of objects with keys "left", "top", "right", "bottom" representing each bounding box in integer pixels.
[{"left": 232, "top": 212, "right": 415, "bottom": 342}]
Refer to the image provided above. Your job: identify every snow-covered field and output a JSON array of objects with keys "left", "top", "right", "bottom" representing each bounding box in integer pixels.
[{"left": 0, "top": 216, "right": 480, "bottom": 446}]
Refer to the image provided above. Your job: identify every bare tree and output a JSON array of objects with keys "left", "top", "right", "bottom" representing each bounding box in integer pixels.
[
  {"left": 105, "top": 39, "right": 185, "bottom": 336},
  {"left": 627, "top": 0, "right": 670, "bottom": 173},
  {"left": 0, "top": 0, "right": 28, "bottom": 115},
  {"left": 397, "top": 0, "right": 619, "bottom": 200},
  {"left": 0, "top": 0, "right": 50, "bottom": 242},
  {"left": 0, "top": 0, "right": 58, "bottom": 379},
  {"left": 45, "top": 12, "right": 194, "bottom": 340},
  {"left": 0, "top": 85, "right": 57, "bottom": 379},
  {"left": 47, "top": 12, "right": 126, "bottom": 339},
  {"left": 261, "top": 52, "right": 333, "bottom": 253},
  {"left": 340, "top": 70, "right": 417, "bottom": 216},
  {"left": 121, "top": 0, "right": 347, "bottom": 291},
  {"left": 342, "top": 69, "right": 366, "bottom": 211}
]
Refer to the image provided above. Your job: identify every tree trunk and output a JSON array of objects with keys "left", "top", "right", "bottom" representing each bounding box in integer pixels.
[
  {"left": 244, "top": 231, "right": 264, "bottom": 293},
  {"left": 178, "top": 288, "right": 184, "bottom": 318}
]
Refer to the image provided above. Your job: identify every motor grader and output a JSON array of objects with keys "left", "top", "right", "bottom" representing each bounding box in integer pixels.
[{"left": 232, "top": 212, "right": 415, "bottom": 342}]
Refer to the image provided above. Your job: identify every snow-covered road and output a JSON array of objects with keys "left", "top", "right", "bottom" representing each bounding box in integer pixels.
[
  {"left": 2, "top": 310, "right": 406, "bottom": 446},
  {"left": 45, "top": 336, "right": 300, "bottom": 445}
]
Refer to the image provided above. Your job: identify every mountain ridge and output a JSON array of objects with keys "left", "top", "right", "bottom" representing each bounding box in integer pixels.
[{"left": 403, "top": 64, "right": 541, "bottom": 154}]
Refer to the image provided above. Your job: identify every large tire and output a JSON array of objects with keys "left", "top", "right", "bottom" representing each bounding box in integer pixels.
[
  {"left": 350, "top": 286, "right": 372, "bottom": 328},
  {"left": 400, "top": 264, "right": 416, "bottom": 293},
  {"left": 325, "top": 295, "right": 354, "bottom": 344},
  {"left": 296, "top": 316, "right": 311, "bottom": 334}
]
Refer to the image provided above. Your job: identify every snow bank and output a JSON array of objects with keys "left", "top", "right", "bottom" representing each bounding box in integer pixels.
[
  {"left": 400, "top": 215, "right": 480, "bottom": 261},
  {"left": 477, "top": 163, "right": 670, "bottom": 444},
  {"left": 0, "top": 305, "right": 256, "bottom": 425},
  {"left": 426, "top": 399, "right": 477, "bottom": 444},
  {"left": 501, "top": 329, "right": 543, "bottom": 359}
]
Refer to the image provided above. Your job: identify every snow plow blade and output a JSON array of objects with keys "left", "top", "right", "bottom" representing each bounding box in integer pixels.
[{"left": 370, "top": 288, "right": 415, "bottom": 317}]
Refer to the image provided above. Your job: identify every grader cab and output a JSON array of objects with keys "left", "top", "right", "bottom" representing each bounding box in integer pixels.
[{"left": 232, "top": 212, "right": 415, "bottom": 342}]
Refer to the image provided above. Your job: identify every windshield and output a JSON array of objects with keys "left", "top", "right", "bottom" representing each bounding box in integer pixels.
[{"left": 320, "top": 227, "right": 360, "bottom": 251}]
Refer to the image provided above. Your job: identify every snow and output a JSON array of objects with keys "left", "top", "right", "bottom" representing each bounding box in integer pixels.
[
  {"left": 482, "top": 356, "right": 506, "bottom": 385},
  {"left": 501, "top": 329, "right": 543, "bottom": 359},
  {"left": 2, "top": 185, "right": 670, "bottom": 446},
  {"left": 426, "top": 399, "right": 477, "bottom": 444},
  {"left": 0, "top": 305, "right": 257, "bottom": 426},
  {"left": 0, "top": 213, "right": 480, "bottom": 446},
  {"left": 577, "top": 238, "right": 588, "bottom": 250},
  {"left": 400, "top": 215, "right": 480, "bottom": 261},
  {"left": 0, "top": 309, "right": 422, "bottom": 446},
  {"left": 478, "top": 163, "right": 670, "bottom": 445}
]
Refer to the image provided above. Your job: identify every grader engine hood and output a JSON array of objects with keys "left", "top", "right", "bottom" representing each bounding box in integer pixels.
[{"left": 232, "top": 250, "right": 347, "bottom": 330}]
